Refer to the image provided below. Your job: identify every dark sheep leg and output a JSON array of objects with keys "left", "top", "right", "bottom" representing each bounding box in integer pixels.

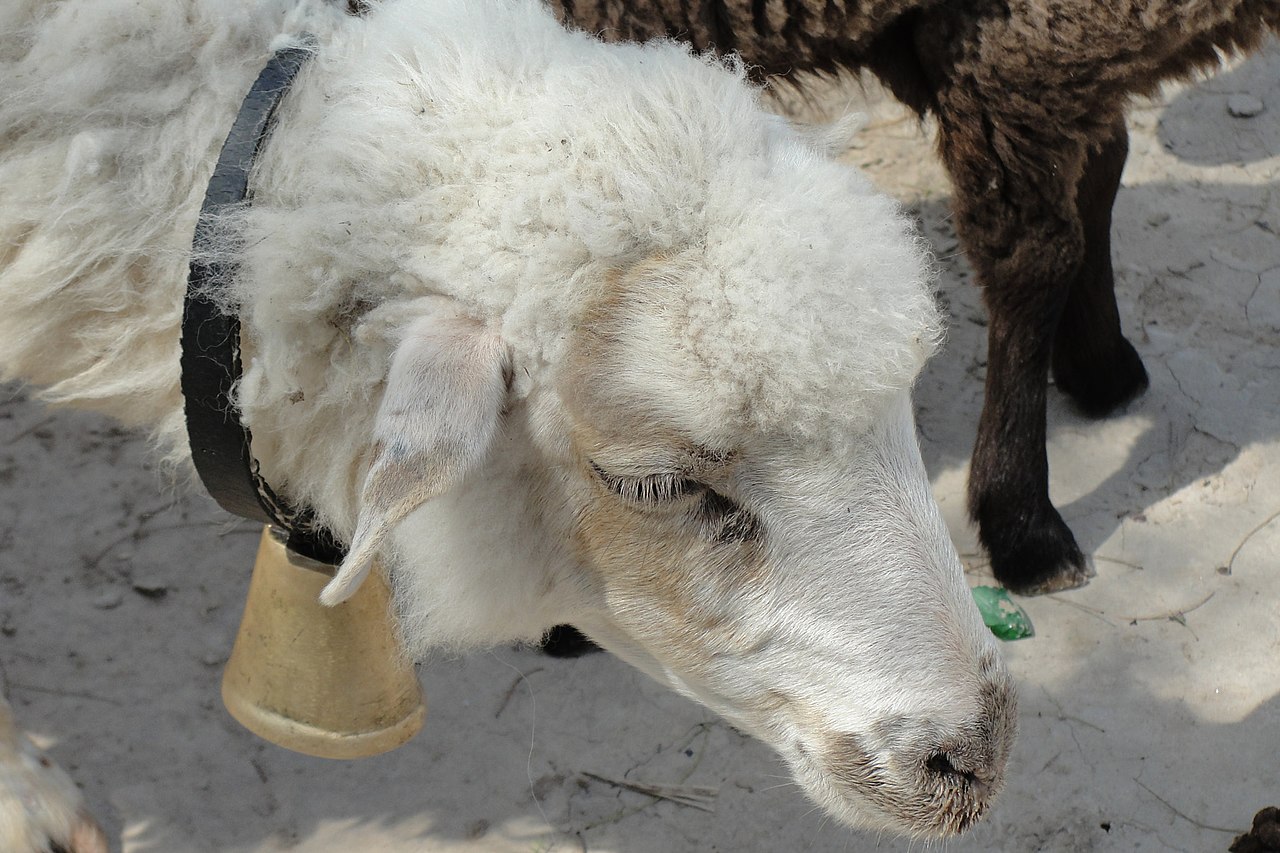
[
  {"left": 1051, "top": 120, "right": 1151, "bottom": 416},
  {"left": 934, "top": 109, "right": 1094, "bottom": 595}
]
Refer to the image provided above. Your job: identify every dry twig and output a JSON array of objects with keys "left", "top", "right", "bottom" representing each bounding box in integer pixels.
[
  {"left": 580, "top": 771, "right": 718, "bottom": 812},
  {"left": 1134, "top": 779, "right": 1242, "bottom": 835}
]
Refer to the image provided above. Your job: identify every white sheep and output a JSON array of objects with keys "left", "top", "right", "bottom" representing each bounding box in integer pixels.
[
  {"left": 0, "top": 694, "right": 107, "bottom": 853},
  {"left": 0, "top": 0, "right": 1016, "bottom": 848}
]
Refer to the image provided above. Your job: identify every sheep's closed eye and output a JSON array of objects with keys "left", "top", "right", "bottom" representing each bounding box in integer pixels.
[
  {"left": 588, "top": 462, "right": 761, "bottom": 544},
  {"left": 590, "top": 462, "right": 704, "bottom": 504}
]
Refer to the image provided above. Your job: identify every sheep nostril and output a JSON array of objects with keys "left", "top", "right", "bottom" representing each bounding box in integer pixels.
[{"left": 925, "top": 751, "right": 979, "bottom": 787}]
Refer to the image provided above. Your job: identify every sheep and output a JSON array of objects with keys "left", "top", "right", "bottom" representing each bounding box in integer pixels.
[
  {"left": 0, "top": 695, "right": 107, "bottom": 853},
  {"left": 549, "top": 0, "right": 1280, "bottom": 595},
  {"left": 0, "top": 0, "right": 1016, "bottom": 848}
]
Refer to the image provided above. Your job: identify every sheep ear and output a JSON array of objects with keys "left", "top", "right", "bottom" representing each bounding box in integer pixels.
[{"left": 319, "top": 314, "right": 511, "bottom": 606}]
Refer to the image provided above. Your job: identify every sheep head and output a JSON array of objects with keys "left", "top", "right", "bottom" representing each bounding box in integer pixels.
[{"left": 303, "top": 237, "right": 1014, "bottom": 838}]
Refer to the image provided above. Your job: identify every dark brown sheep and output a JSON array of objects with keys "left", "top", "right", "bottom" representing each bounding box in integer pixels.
[{"left": 550, "top": 0, "right": 1280, "bottom": 594}]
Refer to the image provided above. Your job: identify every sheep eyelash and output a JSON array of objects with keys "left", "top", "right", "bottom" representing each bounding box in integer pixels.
[{"left": 589, "top": 462, "right": 704, "bottom": 504}]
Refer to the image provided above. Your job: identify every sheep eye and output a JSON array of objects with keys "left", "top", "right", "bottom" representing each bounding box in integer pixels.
[{"left": 590, "top": 462, "right": 704, "bottom": 504}]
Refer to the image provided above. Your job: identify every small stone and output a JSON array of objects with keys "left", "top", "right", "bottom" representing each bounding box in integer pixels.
[
  {"left": 201, "top": 649, "right": 226, "bottom": 667},
  {"left": 1146, "top": 211, "right": 1171, "bottom": 228},
  {"left": 93, "top": 590, "right": 124, "bottom": 610},
  {"left": 1227, "top": 94, "right": 1265, "bottom": 118},
  {"left": 131, "top": 577, "right": 169, "bottom": 599}
]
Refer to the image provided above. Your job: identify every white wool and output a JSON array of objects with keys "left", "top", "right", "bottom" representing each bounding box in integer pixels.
[
  {"left": 0, "top": 1, "right": 1010, "bottom": 837},
  {"left": 217, "top": 0, "right": 940, "bottom": 535},
  {"left": 0, "top": 0, "right": 936, "bottom": 503},
  {"left": 0, "top": 0, "right": 345, "bottom": 457},
  {"left": 0, "top": 0, "right": 949, "bottom": 666}
]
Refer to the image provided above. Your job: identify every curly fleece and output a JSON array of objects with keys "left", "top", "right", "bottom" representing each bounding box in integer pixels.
[{"left": 0, "top": 0, "right": 938, "bottom": 538}]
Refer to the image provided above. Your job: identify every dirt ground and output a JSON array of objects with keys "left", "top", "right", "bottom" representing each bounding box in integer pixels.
[{"left": 1, "top": 41, "right": 1277, "bottom": 853}]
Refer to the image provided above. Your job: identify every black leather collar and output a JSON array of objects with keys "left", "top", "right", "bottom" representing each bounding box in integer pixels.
[{"left": 181, "top": 42, "right": 345, "bottom": 565}]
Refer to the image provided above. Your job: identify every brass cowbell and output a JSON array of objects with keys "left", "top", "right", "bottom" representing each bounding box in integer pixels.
[{"left": 221, "top": 525, "right": 426, "bottom": 759}]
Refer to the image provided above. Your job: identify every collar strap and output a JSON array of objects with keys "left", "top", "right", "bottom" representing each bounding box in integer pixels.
[{"left": 181, "top": 42, "right": 345, "bottom": 565}]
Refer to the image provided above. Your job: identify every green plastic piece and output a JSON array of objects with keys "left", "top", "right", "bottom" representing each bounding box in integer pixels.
[{"left": 971, "top": 586, "right": 1035, "bottom": 640}]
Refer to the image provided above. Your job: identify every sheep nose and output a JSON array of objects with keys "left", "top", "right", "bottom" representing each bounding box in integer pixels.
[
  {"left": 921, "top": 679, "right": 1016, "bottom": 794},
  {"left": 924, "top": 747, "right": 993, "bottom": 795},
  {"left": 820, "top": 713, "right": 1012, "bottom": 837},
  {"left": 818, "top": 677, "right": 1016, "bottom": 835}
]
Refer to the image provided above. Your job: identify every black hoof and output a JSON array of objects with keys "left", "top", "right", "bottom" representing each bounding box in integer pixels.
[
  {"left": 996, "top": 549, "right": 1095, "bottom": 596},
  {"left": 977, "top": 502, "right": 1094, "bottom": 596},
  {"left": 539, "top": 625, "right": 602, "bottom": 658},
  {"left": 1053, "top": 335, "right": 1149, "bottom": 418}
]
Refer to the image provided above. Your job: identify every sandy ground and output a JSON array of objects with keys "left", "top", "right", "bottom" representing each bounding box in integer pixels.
[{"left": 1, "top": 41, "right": 1277, "bottom": 853}]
